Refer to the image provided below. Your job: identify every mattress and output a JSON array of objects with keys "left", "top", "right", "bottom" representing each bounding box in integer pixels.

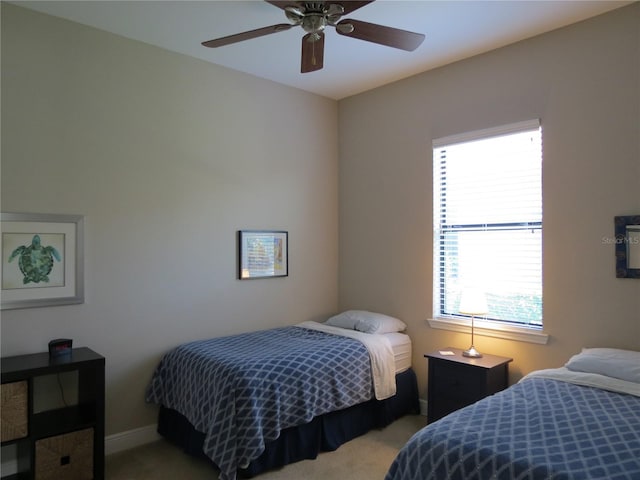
[{"left": 385, "top": 332, "right": 412, "bottom": 374}]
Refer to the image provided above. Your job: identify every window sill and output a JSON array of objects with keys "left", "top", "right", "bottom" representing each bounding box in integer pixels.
[{"left": 427, "top": 317, "right": 549, "bottom": 345}]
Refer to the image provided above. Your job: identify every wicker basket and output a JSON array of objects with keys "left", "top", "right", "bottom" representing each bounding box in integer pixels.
[
  {"left": 35, "top": 428, "right": 93, "bottom": 480},
  {"left": 1, "top": 381, "right": 28, "bottom": 442}
]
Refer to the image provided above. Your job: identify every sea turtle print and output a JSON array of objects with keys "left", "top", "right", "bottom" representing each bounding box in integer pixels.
[{"left": 8, "top": 234, "right": 61, "bottom": 284}]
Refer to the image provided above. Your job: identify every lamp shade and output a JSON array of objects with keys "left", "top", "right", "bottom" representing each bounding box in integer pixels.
[{"left": 459, "top": 288, "right": 488, "bottom": 315}]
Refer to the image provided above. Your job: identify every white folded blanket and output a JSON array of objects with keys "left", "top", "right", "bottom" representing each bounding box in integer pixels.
[
  {"left": 521, "top": 367, "right": 640, "bottom": 397},
  {"left": 296, "top": 321, "right": 397, "bottom": 400}
]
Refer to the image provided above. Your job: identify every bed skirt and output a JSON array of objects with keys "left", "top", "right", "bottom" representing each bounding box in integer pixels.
[{"left": 156, "top": 367, "right": 419, "bottom": 478}]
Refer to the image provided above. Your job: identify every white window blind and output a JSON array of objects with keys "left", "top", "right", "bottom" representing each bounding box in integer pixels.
[{"left": 433, "top": 120, "right": 542, "bottom": 327}]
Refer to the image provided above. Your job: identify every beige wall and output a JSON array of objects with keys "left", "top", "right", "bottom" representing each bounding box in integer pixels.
[
  {"left": 2, "top": 1, "right": 639, "bottom": 441},
  {"left": 1, "top": 4, "right": 339, "bottom": 435},
  {"left": 338, "top": 3, "right": 640, "bottom": 396}
]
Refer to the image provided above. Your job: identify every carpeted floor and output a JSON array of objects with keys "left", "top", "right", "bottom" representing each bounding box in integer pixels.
[{"left": 105, "top": 414, "right": 427, "bottom": 480}]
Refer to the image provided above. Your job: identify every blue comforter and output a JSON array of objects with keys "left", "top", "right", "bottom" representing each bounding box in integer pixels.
[
  {"left": 386, "top": 377, "right": 640, "bottom": 480},
  {"left": 146, "top": 325, "right": 373, "bottom": 480}
]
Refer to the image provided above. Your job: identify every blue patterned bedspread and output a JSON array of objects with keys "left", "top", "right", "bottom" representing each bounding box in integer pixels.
[
  {"left": 386, "top": 377, "right": 640, "bottom": 480},
  {"left": 146, "top": 325, "right": 373, "bottom": 480}
]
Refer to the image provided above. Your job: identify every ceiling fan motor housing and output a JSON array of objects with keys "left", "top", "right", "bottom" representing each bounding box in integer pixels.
[{"left": 286, "top": 2, "right": 347, "bottom": 39}]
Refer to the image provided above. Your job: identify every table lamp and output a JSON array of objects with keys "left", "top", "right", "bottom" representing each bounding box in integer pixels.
[{"left": 459, "top": 288, "right": 487, "bottom": 358}]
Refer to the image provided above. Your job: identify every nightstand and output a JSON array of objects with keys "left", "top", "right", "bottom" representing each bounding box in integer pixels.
[{"left": 425, "top": 347, "right": 512, "bottom": 423}]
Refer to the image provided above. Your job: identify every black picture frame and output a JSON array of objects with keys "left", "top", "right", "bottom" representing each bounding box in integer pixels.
[
  {"left": 614, "top": 215, "right": 640, "bottom": 278},
  {"left": 238, "top": 230, "right": 288, "bottom": 280}
]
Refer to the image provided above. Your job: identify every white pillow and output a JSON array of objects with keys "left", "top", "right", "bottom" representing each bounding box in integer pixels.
[
  {"left": 325, "top": 310, "right": 406, "bottom": 334},
  {"left": 565, "top": 348, "right": 640, "bottom": 384},
  {"left": 324, "top": 310, "right": 360, "bottom": 330}
]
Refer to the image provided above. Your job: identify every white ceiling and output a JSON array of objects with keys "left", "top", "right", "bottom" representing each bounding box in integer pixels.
[{"left": 12, "top": 0, "right": 632, "bottom": 99}]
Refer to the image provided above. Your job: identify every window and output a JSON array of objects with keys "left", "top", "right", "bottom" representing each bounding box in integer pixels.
[{"left": 433, "top": 120, "right": 542, "bottom": 330}]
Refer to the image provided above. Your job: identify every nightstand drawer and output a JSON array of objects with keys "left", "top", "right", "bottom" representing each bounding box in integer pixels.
[{"left": 431, "top": 361, "right": 484, "bottom": 402}]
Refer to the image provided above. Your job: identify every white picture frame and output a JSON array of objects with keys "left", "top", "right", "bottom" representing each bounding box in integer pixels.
[{"left": 1, "top": 213, "right": 84, "bottom": 310}]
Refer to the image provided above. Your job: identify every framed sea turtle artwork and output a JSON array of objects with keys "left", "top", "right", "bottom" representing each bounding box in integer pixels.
[{"left": 1, "top": 213, "right": 84, "bottom": 310}]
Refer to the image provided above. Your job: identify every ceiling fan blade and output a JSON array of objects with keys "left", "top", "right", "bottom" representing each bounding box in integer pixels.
[
  {"left": 301, "top": 33, "right": 324, "bottom": 73},
  {"left": 336, "top": 19, "right": 424, "bottom": 51},
  {"left": 202, "top": 23, "right": 294, "bottom": 48}
]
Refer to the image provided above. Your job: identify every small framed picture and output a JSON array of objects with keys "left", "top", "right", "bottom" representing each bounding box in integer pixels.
[
  {"left": 1, "top": 213, "right": 84, "bottom": 309},
  {"left": 615, "top": 215, "right": 640, "bottom": 278},
  {"left": 238, "top": 230, "right": 288, "bottom": 280}
]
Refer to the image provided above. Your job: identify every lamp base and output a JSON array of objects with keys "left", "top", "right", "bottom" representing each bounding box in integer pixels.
[{"left": 462, "top": 346, "right": 483, "bottom": 358}]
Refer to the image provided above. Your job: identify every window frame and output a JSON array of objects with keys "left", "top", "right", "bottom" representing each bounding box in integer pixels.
[{"left": 429, "top": 120, "right": 548, "bottom": 345}]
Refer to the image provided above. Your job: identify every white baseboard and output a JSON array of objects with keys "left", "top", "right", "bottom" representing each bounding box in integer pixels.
[
  {"left": 105, "top": 424, "right": 161, "bottom": 455},
  {"left": 419, "top": 398, "right": 428, "bottom": 416}
]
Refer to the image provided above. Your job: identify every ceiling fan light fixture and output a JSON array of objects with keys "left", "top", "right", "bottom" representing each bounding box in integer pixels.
[
  {"left": 302, "top": 14, "right": 326, "bottom": 34},
  {"left": 325, "top": 3, "right": 345, "bottom": 24},
  {"left": 306, "top": 32, "right": 322, "bottom": 43},
  {"left": 284, "top": 6, "right": 304, "bottom": 24},
  {"left": 336, "top": 23, "right": 354, "bottom": 34}
]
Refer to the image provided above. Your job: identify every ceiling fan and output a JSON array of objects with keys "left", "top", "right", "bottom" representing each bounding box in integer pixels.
[{"left": 201, "top": 1, "right": 425, "bottom": 73}]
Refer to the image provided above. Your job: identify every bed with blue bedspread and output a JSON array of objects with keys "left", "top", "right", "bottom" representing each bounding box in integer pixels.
[
  {"left": 146, "top": 320, "right": 418, "bottom": 480},
  {"left": 386, "top": 349, "right": 640, "bottom": 480}
]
